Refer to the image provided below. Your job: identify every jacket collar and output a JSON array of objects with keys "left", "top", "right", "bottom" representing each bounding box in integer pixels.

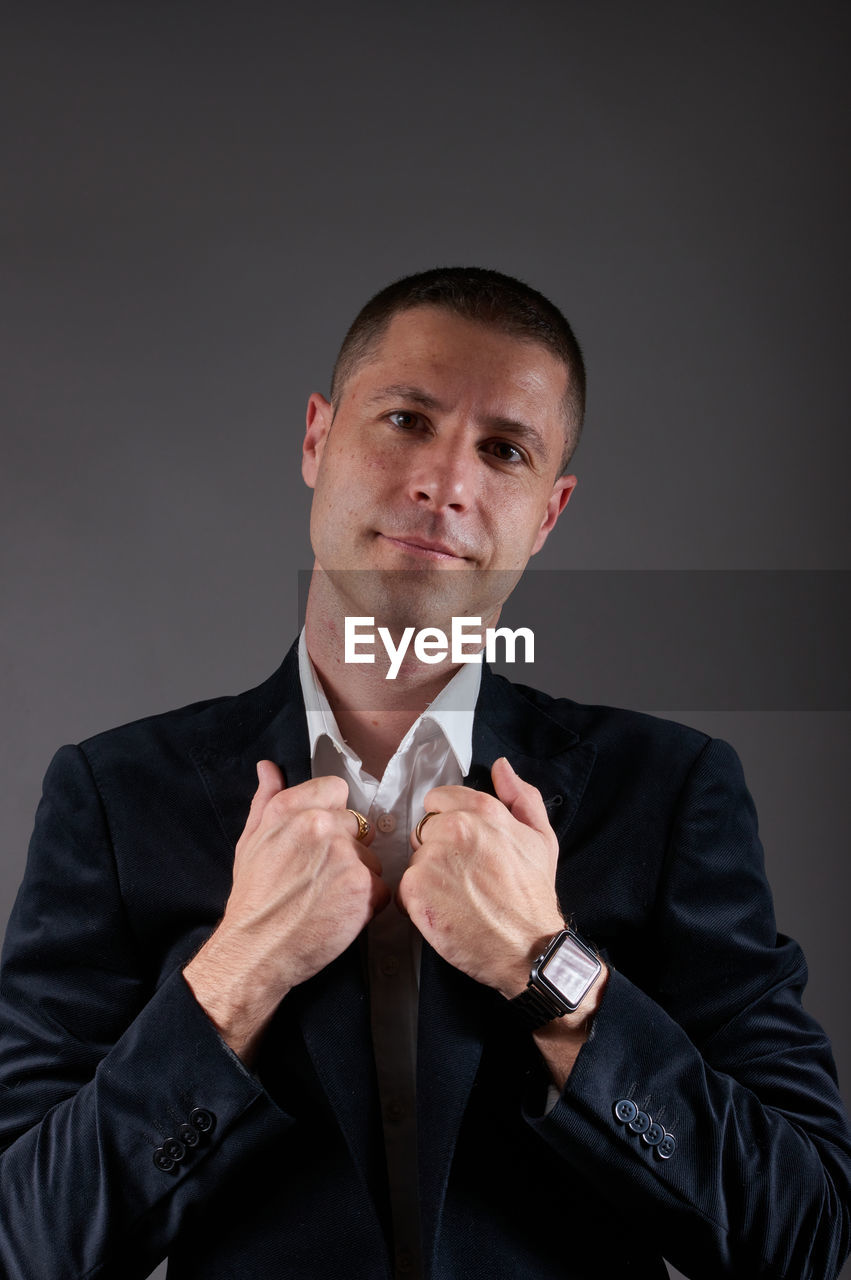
[{"left": 190, "top": 642, "right": 311, "bottom": 850}]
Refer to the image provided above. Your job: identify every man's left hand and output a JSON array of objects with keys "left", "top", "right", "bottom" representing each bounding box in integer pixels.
[{"left": 397, "top": 756, "right": 566, "bottom": 998}]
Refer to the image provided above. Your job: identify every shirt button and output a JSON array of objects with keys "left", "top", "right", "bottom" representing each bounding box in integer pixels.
[
  {"left": 386, "top": 1098, "right": 406, "bottom": 1123},
  {"left": 380, "top": 954, "right": 400, "bottom": 977},
  {"left": 376, "top": 812, "right": 397, "bottom": 834},
  {"left": 614, "top": 1099, "right": 638, "bottom": 1124},
  {"left": 397, "top": 1249, "right": 413, "bottom": 1274}
]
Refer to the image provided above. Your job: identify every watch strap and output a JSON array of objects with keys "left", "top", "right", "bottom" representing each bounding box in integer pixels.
[{"left": 510, "top": 981, "right": 567, "bottom": 1030}]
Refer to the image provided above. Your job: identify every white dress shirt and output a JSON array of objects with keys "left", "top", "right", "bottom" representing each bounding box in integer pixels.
[{"left": 297, "top": 631, "right": 482, "bottom": 1280}]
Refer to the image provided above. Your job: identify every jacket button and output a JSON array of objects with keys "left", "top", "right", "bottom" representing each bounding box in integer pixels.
[
  {"left": 657, "top": 1132, "right": 677, "bottom": 1159},
  {"left": 642, "top": 1121, "right": 665, "bottom": 1146},
  {"left": 614, "top": 1098, "right": 638, "bottom": 1124},
  {"left": 153, "top": 1147, "right": 176, "bottom": 1173},
  {"left": 628, "top": 1110, "right": 651, "bottom": 1135},
  {"left": 178, "top": 1123, "right": 200, "bottom": 1148},
  {"left": 189, "top": 1107, "right": 216, "bottom": 1135},
  {"left": 163, "top": 1137, "right": 186, "bottom": 1162}
]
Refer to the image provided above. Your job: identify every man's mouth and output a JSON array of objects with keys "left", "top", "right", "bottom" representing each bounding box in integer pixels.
[{"left": 378, "top": 533, "right": 470, "bottom": 562}]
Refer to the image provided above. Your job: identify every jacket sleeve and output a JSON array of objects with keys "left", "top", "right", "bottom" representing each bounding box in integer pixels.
[
  {"left": 0, "top": 744, "right": 294, "bottom": 1280},
  {"left": 526, "top": 736, "right": 851, "bottom": 1280}
]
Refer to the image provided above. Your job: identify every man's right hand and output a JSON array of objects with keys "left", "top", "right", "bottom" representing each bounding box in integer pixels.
[{"left": 184, "top": 759, "right": 389, "bottom": 1063}]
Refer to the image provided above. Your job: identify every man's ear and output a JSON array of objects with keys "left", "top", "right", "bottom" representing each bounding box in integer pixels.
[
  {"left": 302, "top": 393, "right": 334, "bottom": 489},
  {"left": 530, "top": 475, "right": 577, "bottom": 556}
]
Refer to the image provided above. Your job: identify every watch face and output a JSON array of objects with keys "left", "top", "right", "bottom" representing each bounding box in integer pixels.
[{"left": 540, "top": 936, "right": 601, "bottom": 1009}]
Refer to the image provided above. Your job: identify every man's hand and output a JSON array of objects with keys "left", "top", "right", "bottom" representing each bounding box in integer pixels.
[
  {"left": 184, "top": 760, "right": 390, "bottom": 1063},
  {"left": 398, "top": 756, "right": 566, "bottom": 999},
  {"left": 398, "top": 756, "right": 607, "bottom": 1085}
]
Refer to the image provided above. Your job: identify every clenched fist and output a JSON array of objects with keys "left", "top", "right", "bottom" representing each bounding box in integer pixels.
[
  {"left": 398, "top": 756, "right": 566, "bottom": 999},
  {"left": 184, "top": 759, "right": 390, "bottom": 1061}
]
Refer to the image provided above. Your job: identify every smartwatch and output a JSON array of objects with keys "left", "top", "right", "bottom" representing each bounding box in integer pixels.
[{"left": 509, "top": 928, "right": 602, "bottom": 1030}]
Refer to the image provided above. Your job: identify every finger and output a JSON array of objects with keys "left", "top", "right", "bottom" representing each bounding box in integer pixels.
[
  {"left": 395, "top": 875, "right": 410, "bottom": 917},
  {"left": 490, "top": 756, "right": 551, "bottom": 834},
  {"left": 355, "top": 842, "right": 383, "bottom": 876},
  {"left": 293, "top": 773, "right": 351, "bottom": 809},
  {"left": 265, "top": 773, "right": 350, "bottom": 815},
  {"left": 244, "top": 759, "right": 286, "bottom": 840},
  {"left": 420, "top": 784, "right": 473, "bottom": 814},
  {"left": 404, "top": 838, "right": 434, "bottom": 869}
]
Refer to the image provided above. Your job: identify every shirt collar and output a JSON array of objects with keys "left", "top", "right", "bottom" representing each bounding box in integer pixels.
[{"left": 298, "top": 628, "right": 481, "bottom": 777}]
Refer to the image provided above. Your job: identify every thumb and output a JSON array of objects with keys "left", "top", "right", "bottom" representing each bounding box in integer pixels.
[
  {"left": 244, "top": 759, "right": 286, "bottom": 839},
  {"left": 491, "top": 756, "right": 550, "bottom": 834}
]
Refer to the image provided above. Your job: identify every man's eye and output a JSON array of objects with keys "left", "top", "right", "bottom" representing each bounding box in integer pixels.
[
  {"left": 388, "top": 411, "right": 419, "bottom": 429},
  {"left": 488, "top": 440, "right": 525, "bottom": 463}
]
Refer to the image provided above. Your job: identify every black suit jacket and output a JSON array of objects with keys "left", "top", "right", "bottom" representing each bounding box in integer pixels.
[{"left": 1, "top": 644, "right": 850, "bottom": 1279}]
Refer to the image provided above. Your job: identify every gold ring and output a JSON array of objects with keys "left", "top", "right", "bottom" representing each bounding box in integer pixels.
[
  {"left": 415, "top": 811, "right": 438, "bottom": 845},
  {"left": 347, "top": 809, "right": 370, "bottom": 842}
]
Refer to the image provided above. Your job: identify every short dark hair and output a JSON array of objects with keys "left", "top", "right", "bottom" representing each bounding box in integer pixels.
[{"left": 330, "top": 266, "right": 586, "bottom": 473}]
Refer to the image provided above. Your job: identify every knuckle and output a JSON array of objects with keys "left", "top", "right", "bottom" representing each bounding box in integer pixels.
[
  {"left": 297, "top": 808, "right": 334, "bottom": 842},
  {"left": 446, "top": 811, "right": 473, "bottom": 844}
]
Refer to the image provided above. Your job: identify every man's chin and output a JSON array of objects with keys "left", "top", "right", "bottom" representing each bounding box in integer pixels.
[{"left": 322, "top": 566, "right": 520, "bottom": 633}]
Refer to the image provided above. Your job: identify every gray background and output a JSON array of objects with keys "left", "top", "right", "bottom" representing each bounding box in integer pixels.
[{"left": 1, "top": 3, "right": 849, "bottom": 1278}]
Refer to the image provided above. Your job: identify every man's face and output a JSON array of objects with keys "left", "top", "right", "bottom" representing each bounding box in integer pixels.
[{"left": 302, "top": 305, "right": 577, "bottom": 632}]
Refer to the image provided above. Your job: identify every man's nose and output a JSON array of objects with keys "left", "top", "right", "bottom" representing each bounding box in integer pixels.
[{"left": 407, "top": 436, "right": 474, "bottom": 512}]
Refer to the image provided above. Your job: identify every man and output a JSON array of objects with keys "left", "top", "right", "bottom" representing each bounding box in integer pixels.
[{"left": 1, "top": 268, "right": 849, "bottom": 1280}]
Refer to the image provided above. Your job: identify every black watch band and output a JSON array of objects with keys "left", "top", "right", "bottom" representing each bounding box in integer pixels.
[{"left": 510, "top": 981, "right": 568, "bottom": 1030}]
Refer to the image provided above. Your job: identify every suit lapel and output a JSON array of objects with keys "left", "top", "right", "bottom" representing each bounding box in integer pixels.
[
  {"left": 190, "top": 644, "right": 387, "bottom": 1226},
  {"left": 417, "top": 667, "right": 597, "bottom": 1274}
]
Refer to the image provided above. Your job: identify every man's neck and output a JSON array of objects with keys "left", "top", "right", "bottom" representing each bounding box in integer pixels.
[{"left": 304, "top": 579, "right": 479, "bottom": 779}]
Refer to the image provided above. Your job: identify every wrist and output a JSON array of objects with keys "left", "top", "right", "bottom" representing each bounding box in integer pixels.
[
  {"left": 183, "top": 929, "right": 291, "bottom": 1064},
  {"left": 531, "top": 963, "right": 608, "bottom": 1088},
  {"left": 497, "top": 920, "right": 567, "bottom": 1001}
]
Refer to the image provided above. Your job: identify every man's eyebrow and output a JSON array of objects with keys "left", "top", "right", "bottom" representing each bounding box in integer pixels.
[
  {"left": 365, "top": 385, "right": 552, "bottom": 458},
  {"left": 364, "top": 384, "right": 444, "bottom": 411}
]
